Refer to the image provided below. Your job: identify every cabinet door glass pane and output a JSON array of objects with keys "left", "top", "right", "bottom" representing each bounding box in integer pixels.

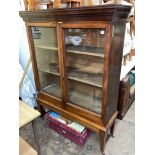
[
  {"left": 64, "top": 28, "right": 105, "bottom": 114},
  {"left": 32, "top": 27, "right": 61, "bottom": 98}
]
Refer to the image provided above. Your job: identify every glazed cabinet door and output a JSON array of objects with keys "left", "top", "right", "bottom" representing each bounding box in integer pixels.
[
  {"left": 62, "top": 23, "right": 109, "bottom": 117},
  {"left": 30, "top": 26, "right": 62, "bottom": 99}
]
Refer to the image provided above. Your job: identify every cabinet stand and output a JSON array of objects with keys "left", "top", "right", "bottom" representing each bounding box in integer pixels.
[
  {"left": 99, "top": 119, "right": 116, "bottom": 154},
  {"left": 38, "top": 104, "right": 45, "bottom": 119}
]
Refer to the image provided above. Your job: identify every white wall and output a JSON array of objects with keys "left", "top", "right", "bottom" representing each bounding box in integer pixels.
[
  {"left": 19, "top": 18, "right": 36, "bottom": 88},
  {"left": 19, "top": 0, "right": 36, "bottom": 107}
]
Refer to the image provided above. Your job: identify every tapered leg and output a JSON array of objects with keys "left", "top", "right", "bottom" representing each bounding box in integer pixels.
[
  {"left": 32, "top": 119, "right": 41, "bottom": 155},
  {"left": 99, "top": 131, "right": 107, "bottom": 155},
  {"left": 110, "top": 121, "right": 116, "bottom": 138},
  {"left": 38, "top": 104, "right": 45, "bottom": 119}
]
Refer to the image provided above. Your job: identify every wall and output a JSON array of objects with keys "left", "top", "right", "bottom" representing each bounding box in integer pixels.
[{"left": 19, "top": 0, "right": 36, "bottom": 107}]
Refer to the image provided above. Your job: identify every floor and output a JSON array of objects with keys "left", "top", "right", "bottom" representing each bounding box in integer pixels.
[{"left": 20, "top": 102, "right": 135, "bottom": 155}]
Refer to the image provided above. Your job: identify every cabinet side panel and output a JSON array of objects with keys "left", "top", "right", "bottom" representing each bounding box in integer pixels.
[{"left": 105, "top": 19, "right": 127, "bottom": 124}]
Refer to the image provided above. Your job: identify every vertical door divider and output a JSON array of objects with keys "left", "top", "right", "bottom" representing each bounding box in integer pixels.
[{"left": 57, "top": 23, "right": 68, "bottom": 109}]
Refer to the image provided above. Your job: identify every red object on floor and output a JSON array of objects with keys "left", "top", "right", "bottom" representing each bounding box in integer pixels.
[{"left": 47, "top": 113, "right": 91, "bottom": 147}]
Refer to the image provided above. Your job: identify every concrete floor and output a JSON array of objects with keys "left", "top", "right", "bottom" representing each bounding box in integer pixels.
[{"left": 20, "top": 102, "right": 135, "bottom": 155}]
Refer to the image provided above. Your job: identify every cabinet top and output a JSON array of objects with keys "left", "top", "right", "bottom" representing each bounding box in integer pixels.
[{"left": 19, "top": 4, "right": 131, "bottom": 22}]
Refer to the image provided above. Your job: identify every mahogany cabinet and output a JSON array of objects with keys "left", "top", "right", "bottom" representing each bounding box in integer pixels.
[{"left": 19, "top": 4, "right": 131, "bottom": 154}]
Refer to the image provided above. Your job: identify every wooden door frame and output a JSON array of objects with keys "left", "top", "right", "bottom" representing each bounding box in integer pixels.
[
  {"left": 59, "top": 21, "right": 110, "bottom": 124},
  {"left": 25, "top": 22, "right": 64, "bottom": 106}
]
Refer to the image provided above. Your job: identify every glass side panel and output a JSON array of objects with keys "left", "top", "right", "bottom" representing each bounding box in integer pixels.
[
  {"left": 32, "top": 27, "right": 61, "bottom": 98},
  {"left": 64, "top": 28, "right": 105, "bottom": 114}
]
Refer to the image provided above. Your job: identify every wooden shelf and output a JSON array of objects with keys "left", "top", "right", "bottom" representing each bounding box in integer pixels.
[
  {"left": 120, "top": 56, "right": 135, "bottom": 81},
  {"left": 40, "top": 68, "right": 102, "bottom": 87},
  {"left": 38, "top": 63, "right": 60, "bottom": 76},
  {"left": 39, "top": 68, "right": 60, "bottom": 76},
  {"left": 67, "top": 66, "right": 103, "bottom": 87},
  {"left": 35, "top": 45, "right": 58, "bottom": 51},
  {"left": 19, "top": 137, "right": 37, "bottom": 155},
  {"left": 39, "top": 64, "right": 103, "bottom": 87},
  {"left": 66, "top": 49, "right": 104, "bottom": 57},
  {"left": 42, "top": 84, "right": 61, "bottom": 98},
  {"left": 66, "top": 45, "right": 104, "bottom": 58},
  {"left": 68, "top": 74, "right": 102, "bottom": 88}
]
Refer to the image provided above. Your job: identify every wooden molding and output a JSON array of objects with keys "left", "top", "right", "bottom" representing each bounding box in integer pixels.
[{"left": 19, "top": 5, "right": 131, "bottom": 22}]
